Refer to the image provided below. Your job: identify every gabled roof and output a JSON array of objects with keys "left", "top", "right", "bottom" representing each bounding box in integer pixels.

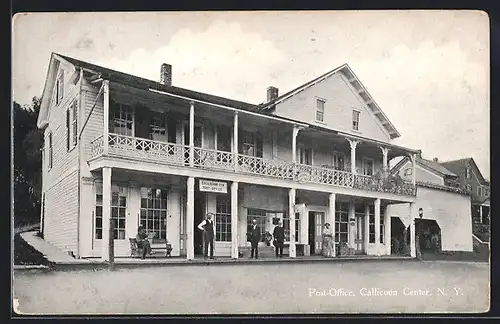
[
  {"left": 440, "top": 157, "right": 488, "bottom": 184},
  {"left": 391, "top": 156, "right": 457, "bottom": 177},
  {"left": 258, "top": 63, "right": 401, "bottom": 139}
]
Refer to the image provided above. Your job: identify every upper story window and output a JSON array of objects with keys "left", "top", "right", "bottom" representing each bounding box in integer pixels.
[
  {"left": 112, "top": 103, "right": 134, "bottom": 136},
  {"left": 239, "top": 129, "right": 263, "bottom": 157},
  {"left": 55, "top": 70, "right": 64, "bottom": 106},
  {"left": 465, "top": 184, "right": 472, "bottom": 192},
  {"left": 333, "top": 152, "right": 345, "bottom": 171},
  {"left": 150, "top": 111, "right": 166, "bottom": 142},
  {"left": 404, "top": 167, "right": 412, "bottom": 177},
  {"left": 316, "top": 99, "right": 325, "bottom": 122},
  {"left": 477, "top": 186, "right": 483, "bottom": 197},
  {"left": 362, "top": 157, "right": 374, "bottom": 176},
  {"left": 352, "top": 110, "right": 360, "bottom": 131},
  {"left": 298, "top": 146, "right": 313, "bottom": 165},
  {"left": 465, "top": 167, "right": 471, "bottom": 179},
  {"left": 48, "top": 132, "right": 53, "bottom": 169}
]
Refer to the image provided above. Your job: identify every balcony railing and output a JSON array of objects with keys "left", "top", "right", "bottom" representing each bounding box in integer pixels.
[{"left": 90, "top": 133, "right": 416, "bottom": 196}]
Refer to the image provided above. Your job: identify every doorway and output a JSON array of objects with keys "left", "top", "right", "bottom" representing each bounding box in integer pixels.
[
  {"left": 308, "top": 211, "right": 325, "bottom": 255},
  {"left": 193, "top": 185, "right": 205, "bottom": 256}
]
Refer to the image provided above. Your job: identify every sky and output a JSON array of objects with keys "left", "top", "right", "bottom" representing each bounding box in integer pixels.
[{"left": 12, "top": 11, "right": 490, "bottom": 179}]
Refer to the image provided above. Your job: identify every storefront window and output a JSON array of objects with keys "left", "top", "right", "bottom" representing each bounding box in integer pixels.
[
  {"left": 94, "top": 183, "right": 127, "bottom": 240},
  {"left": 216, "top": 195, "right": 231, "bottom": 242},
  {"left": 335, "top": 202, "right": 349, "bottom": 243},
  {"left": 140, "top": 188, "right": 168, "bottom": 241}
]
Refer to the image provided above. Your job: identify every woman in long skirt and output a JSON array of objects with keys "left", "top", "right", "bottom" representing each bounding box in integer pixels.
[{"left": 322, "top": 223, "right": 334, "bottom": 257}]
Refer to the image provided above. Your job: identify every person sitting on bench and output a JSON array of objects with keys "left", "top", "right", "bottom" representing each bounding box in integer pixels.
[{"left": 136, "top": 226, "right": 151, "bottom": 259}]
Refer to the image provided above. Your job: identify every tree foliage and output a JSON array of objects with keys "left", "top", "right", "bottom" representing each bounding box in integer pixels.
[{"left": 14, "top": 97, "right": 43, "bottom": 227}]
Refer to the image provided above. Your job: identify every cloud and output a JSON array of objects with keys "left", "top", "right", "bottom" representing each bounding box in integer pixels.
[
  {"left": 100, "top": 20, "right": 287, "bottom": 103},
  {"left": 74, "top": 38, "right": 94, "bottom": 49}
]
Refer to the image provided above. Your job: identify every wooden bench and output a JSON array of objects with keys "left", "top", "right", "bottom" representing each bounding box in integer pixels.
[{"left": 129, "top": 232, "right": 173, "bottom": 258}]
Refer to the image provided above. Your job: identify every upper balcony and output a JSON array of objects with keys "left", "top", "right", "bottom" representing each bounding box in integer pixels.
[
  {"left": 85, "top": 80, "right": 418, "bottom": 198},
  {"left": 90, "top": 132, "right": 416, "bottom": 197}
]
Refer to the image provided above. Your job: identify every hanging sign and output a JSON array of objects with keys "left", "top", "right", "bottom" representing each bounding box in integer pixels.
[{"left": 199, "top": 179, "right": 227, "bottom": 193}]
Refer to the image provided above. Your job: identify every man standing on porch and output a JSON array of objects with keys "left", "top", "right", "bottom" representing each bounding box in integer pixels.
[
  {"left": 273, "top": 221, "right": 285, "bottom": 258},
  {"left": 197, "top": 212, "right": 216, "bottom": 260},
  {"left": 249, "top": 219, "right": 261, "bottom": 259}
]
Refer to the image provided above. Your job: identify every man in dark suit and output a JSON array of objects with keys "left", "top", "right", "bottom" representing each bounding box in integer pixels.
[
  {"left": 273, "top": 221, "right": 285, "bottom": 258},
  {"left": 249, "top": 218, "right": 261, "bottom": 259}
]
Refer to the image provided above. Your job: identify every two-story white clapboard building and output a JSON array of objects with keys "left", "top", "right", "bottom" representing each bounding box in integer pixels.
[{"left": 37, "top": 53, "right": 424, "bottom": 261}]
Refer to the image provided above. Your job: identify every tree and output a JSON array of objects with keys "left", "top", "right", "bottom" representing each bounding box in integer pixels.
[{"left": 13, "top": 97, "right": 43, "bottom": 227}]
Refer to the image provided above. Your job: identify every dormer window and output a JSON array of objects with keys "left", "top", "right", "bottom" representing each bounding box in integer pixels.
[
  {"left": 55, "top": 70, "right": 64, "bottom": 105},
  {"left": 316, "top": 99, "right": 325, "bottom": 122},
  {"left": 352, "top": 110, "right": 360, "bottom": 131}
]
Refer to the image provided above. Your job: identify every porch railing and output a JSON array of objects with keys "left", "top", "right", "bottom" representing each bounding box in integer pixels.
[{"left": 89, "top": 133, "right": 416, "bottom": 196}]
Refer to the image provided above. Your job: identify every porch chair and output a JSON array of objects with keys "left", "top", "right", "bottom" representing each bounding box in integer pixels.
[{"left": 129, "top": 238, "right": 143, "bottom": 258}]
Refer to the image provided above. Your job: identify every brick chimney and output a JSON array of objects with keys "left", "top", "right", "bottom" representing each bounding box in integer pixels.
[
  {"left": 160, "top": 63, "right": 172, "bottom": 86},
  {"left": 433, "top": 157, "right": 438, "bottom": 162},
  {"left": 267, "top": 86, "right": 279, "bottom": 102}
]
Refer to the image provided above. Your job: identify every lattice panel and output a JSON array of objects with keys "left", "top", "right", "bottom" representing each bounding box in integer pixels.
[
  {"left": 237, "top": 155, "right": 294, "bottom": 179},
  {"left": 90, "top": 135, "right": 104, "bottom": 158},
  {"left": 193, "top": 147, "right": 235, "bottom": 171}
]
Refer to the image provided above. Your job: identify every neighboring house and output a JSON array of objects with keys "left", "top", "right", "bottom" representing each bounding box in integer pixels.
[
  {"left": 439, "top": 158, "right": 490, "bottom": 226},
  {"left": 37, "top": 53, "right": 425, "bottom": 260},
  {"left": 388, "top": 156, "right": 473, "bottom": 252}
]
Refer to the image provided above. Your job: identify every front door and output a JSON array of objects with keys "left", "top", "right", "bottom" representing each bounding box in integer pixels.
[
  {"left": 308, "top": 211, "right": 325, "bottom": 255},
  {"left": 354, "top": 214, "right": 364, "bottom": 254}
]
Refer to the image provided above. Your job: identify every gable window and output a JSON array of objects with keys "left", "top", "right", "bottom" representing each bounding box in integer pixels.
[
  {"left": 48, "top": 132, "right": 53, "bottom": 169},
  {"left": 352, "top": 110, "right": 360, "bottom": 131},
  {"left": 333, "top": 152, "right": 346, "bottom": 171},
  {"left": 298, "top": 146, "right": 313, "bottom": 165},
  {"left": 362, "top": 157, "right": 374, "bottom": 176},
  {"left": 465, "top": 167, "right": 471, "bottom": 179},
  {"left": 316, "top": 99, "right": 325, "bottom": 122},
  {"left": 239, "top": 129, "right": 263, "bottom": 157},
  {"left": 55, "top": 71, "right": 64, "bottom": 105},
  {"left": 112, "top": 103, "right": 134, "bottom": 136},
  {"left": 404, "top": 167, "right": 412, "bottom": 177}
]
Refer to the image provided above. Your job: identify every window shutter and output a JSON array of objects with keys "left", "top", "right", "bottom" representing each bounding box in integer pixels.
[
  {"left": 73, "top": 100, "right": 78, "bottom": 145},
  {"left": 66, "top": 109, "right": 71, "bottom": 150}
]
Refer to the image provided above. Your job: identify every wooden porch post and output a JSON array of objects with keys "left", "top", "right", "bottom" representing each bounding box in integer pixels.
[
  {"left": 189, "top": 102, "right": 195, "bottom": 167},
  {"left": 103, "top": 80, "right": 110, "bottom": 155},
  {"left": 233, "top": 111, "right": 238, "bottom": 170},
  {"left": 231, "top": 181, "right": 239, "bottom": 259},
  {"left": 329, "top": 193, "right": 336, "bottom": 256},
  {"left": 364, "top": 204, "right": 370, "bottom": 253},
  {"left": 186, "top": 177, "right": 195, "bottom": 260},
  {"left": 292, "top": 125, "right": 300, "bottom": 164},
  {"left": 289, "top": 188, "right": 296, "bottom": 258},
  {"left": 384, "top": 205, "right": 391, "bottom": 255},
  {"left": 101, "top": 167, "right": 112, "bottom": 261},
  {"left": 380, "top": 146, "right": 389, "bottom": 176},
  {"left": 348, "top": 139, "right": 358, "bottom": 174},
  {"left": 409, "top": 202, "right": 416, "bottom": 258},
  {"left": 374, "top": 198, "right": 381, "bottom": 256}
]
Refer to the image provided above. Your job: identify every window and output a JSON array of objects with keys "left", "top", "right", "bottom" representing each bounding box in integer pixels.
[
  {"left": 404, "top": 168, "right": 412, "bottom": 177},
  {"left": 362, "top": 158, "right": 374, "bottom": 176},
  {"left": 55, "top": 71, "right": 64, "bottom": 105},
  {"left": 298, "top": 146, "right": 313, "bottom": 165},
  {"left": 465, "top": 167, "right": 471, "bottom": 179},
  {"left": 335, "top": 202, "right": 349, "bottom": 244},
  {"left": 150, "top": 111, "right": 166, "bottom": 142},
  {"left": 66, "top": 109, "right": 71, "bottom": 150},
  {"left": 380, "top": 206, "right": 385, "bottom": 244},
  {"left": 352, "top": 110, "right": 360, "bottom": 131},
  {"left": 112, "top": 103, "right": 134, "bottom": 136},
  {"left": 485, "top": 187, "right": 490, "bottom": 197},
  {"left": 283, "top": 213, "right": 300, "bottom": 242},
  {"left": 466, "top": 184, "right": 472, "bottom": 191},
  {"left": 369, "top": 205, "right": 375, "bottom": 243},
  {"left": 94, "top": 183, "right": 128, "bottom": 240},
  {"left": 215, "top": 195, "right": 231, "bottom": 242},
  {"left": 239, "top": 130, "right": 263, "bottom": 157},
  {"left": 140, "top": 188, "right": 168, "bottom": 241},
  {"left": 216, "top": 125, "right": 232, "bottom": 152},
  {"left": 333, "top": 152, "right": 346, "bottom": 171},
  {"left": 316, "top": 99, "right": 325, "bottom": 122},
  {"left": 48, "top": 132, "right": 53, "bottom": 169}
]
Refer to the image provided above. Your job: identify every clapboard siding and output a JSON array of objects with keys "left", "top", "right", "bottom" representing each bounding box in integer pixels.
[
  {"left": 44, "top": 169, "right": 79, "bottom": 253},
  {"left": 80, "top": 78, "right": 104, "bottom": 178},
  {"left": 274, "top": 72, "right": 391, "bottom": 142},
  {"left": 397, "top": 160, "right": 444, "bottom": 185},
  {"left": 42, "top": 62, "right": 82, "bottom": 255}
]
